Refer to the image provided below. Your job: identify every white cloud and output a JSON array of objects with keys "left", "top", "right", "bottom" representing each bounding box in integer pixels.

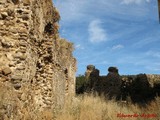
[
  {"left": 121, "top": 0, "right": 150, "bottom": 5},
  {"left": 146, "top": 51, "right": 160, "bottom": 58},
  {"left": 53, "top": 0, "right": 90, "bottom": 22},
  {"left": 54, "top": 0, "right": 152, "bottom": 25},
  {"left": 88, "top": 19, "right": 108, "bottom": 43},
  {"left": 75, "top": 44, "right": 84, "bottom": 50},
  {"left": 111, "top": 44, "right": 124, "bottom": 50},
  {"left": 132, "top": 36, "right": 159, "bottom": 48}
]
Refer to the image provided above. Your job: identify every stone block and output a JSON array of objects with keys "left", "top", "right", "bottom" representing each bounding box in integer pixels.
[
  {"left": 21, "top": 93, "right": 26, "bottom": 101},
  {"left": 0, "top": 0, "right": 6, "bottom": 4},
  {"left": 11, "top": 75, "right": 22, "bottom": 80},
  {"left": 1, "top": 12, "right": 8, "bottom": 19},
  {"left": 13, "top": 53, "right": 27, "bottom": 60},
  {"left": 23, "top": 0, "right": 30, "bottom": 6},
  {"left": 2, "top": 67, "right": 12, "bottom": 75},
  {"left": 13, "top": 83, "right": 21, "bottom": 90},
  {"left": 16, "top": 66, "right": 25, "bottom": 70},
  {"left": 0, "top": 14, "right": 2, "bottom": 19},
  {"left": 11, "top": 0, "right": 19, "bottom": 4},
  {"left": 1, "top": 77, "right": 8, "bottom": 82},
  {"left": 0, "top": 68, "right": 2, "bottom": 74}
]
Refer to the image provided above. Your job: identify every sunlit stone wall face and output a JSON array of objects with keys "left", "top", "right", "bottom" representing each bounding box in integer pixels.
[{"left": 0, "top": 0, "right": 76, "bottom": 118}]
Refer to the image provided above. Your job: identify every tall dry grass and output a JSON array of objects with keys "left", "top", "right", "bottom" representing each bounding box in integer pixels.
[
  {"left": 55, "top": 94, "right": 160, "bottom": 120},
  {"left": 0, "top": 83, "right": 159, "bottom": 120}
]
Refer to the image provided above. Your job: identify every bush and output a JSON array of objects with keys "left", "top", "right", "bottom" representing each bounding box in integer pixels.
[{"left": 76, "top": 75, "right": 88, "bottom": 94}]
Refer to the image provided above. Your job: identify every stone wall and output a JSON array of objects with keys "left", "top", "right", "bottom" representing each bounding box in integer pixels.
[
  {"left": 85, "top": 65, "right": 122, "bottom": 99},
  {"left": 121, "top": 74, "right": 160, "bottom": 88},
  {"left": 0, "top": 0, "right": 76, "bottom": 118},
  {"left": 84, "top": 65, "right": 160, "bottom": 102}
]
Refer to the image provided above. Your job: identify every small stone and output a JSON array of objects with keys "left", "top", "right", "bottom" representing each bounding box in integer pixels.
[
  {"left": 1, "top": 12, "right": 8, "bottom": 19},
  {"left": 0, "top": 0, "right": 6, "bottom": 4},
  {"left": 9, "top": 63, "right": 15, "bottom": 67},
  {"left": 23, "top": 0, "right": 30, "bottom": 5},
  {"left": 0, "top": 21, "right": 4, "bottom": 26},
  {"left": 44, "top": 100, "right": 52, "bottom": 105},
  {"left": 1, "top": 39, "right": 14, "bottom": 47},
  {"left": 16, "top": 49, "right": 26, "bottom": 53},
  {"left": 16, "top": 68, "right": 24, "bottom": 70},
  {"left": 1, "top": 78, "right": 7, "bottom": 82},
  {"left": 19, "top": 41, "right": 27, "bottom": 46},
  {"left": 21, "top": 93, "right": 26, "bottom": 101},
  {"left": 0, "top": 14, "right": 2, "bottom": 19},
  {"left": 13, "top": 53, "right": 27, "bottom": 60},
  {"left": 11, "top": 75, "right": 22, "bottom": 80},
  {"left": 2, "top": 67, "right": 12, "bottom": 75},
  {"left": 12, "top": 0, "right": 19, "bottom": 4},
  {"left": 14, "top": 83, "right": 21, "bottom": 90},
  {"left": 19, "top": 55, "right": 27, "bottom": 60},
  {"left": 0, "top": 69, "right": 2, "bottom": 74},
  {"left": 20, "top": 14, "right": 29, "bottom": 20},
  {"left": 18, "top": 28, "right": 28, "bottom": 34},
  {"left": 9, "top": 28, "right": 18, "bottom": 34}
]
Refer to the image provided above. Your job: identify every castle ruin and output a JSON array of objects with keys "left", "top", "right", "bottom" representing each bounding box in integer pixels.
[
  {"left": 85, "top": 65, "right": 160, "bottom": 103},
  {"left": 0, "top": 0, "right": 76, "bottom": 119}
]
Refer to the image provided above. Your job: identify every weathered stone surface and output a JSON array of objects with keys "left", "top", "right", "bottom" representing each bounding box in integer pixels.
[
  {"left": 11, "top": 75, "right": 22, "bottom": 81},
  {"left": 1, "top": 12, "right": 8, "bottom": 18},
  {"left": 2, "top": 67, "right": 12, "bottom": 75},
  {"left": 0, "top": 82, "right": 21, "bottom": 120},
  {"left": 0, "top": 0, "right": 76, "bottom": 118},
  {"left": 23, "top": 0, "right": 30, "bottom": 6},
  {"left": 11, "top": 0, "right": 19, "bottom": 4}
]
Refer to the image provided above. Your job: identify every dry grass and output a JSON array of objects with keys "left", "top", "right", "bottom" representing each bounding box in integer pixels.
[
  {"left": 0, "top": 83, "right": 159, "bottom": 120},
  {"left": 55, "top": 94, "right": 160, "bottom": 120}
]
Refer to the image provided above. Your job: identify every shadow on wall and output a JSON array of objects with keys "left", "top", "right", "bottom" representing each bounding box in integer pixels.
[
  {"left": 123, "top": 74, "right": 155, "bottom": 104},
  {"left": 76, "top": 65, "right": 160, "bottom": 106}
]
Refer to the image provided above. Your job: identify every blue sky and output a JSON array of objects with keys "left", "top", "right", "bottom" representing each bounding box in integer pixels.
[{"left": 53, "top": 0, "right": 160, "bottom": 75}]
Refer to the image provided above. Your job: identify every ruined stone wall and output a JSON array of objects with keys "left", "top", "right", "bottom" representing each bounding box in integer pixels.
[
  {"left": 0, "top": 0, "right": 76, "bottom": 118},
  {"left": 85, "top": 65, "right": 160, "bottom": 90},
  {"left": 122, "top": 74, "right": 160, "bottom": 87},
  {"left": 146, "top": 74, "right": 160, "bottom": 87},
  {"left": 84, "top": 65, "right": 160, "bottom": 102}
]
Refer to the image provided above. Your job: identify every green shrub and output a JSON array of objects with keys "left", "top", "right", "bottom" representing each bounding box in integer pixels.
[{"left": 76, "top": 75, "right": 88, "bottom": 94}]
